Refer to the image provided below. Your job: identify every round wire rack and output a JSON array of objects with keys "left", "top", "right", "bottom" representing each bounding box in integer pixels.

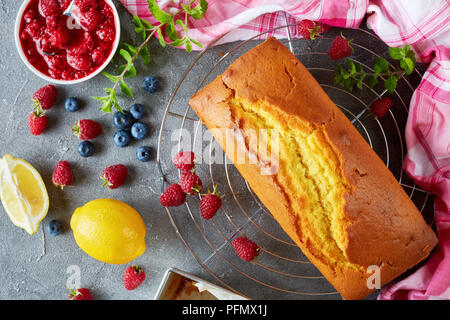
[{"left": 156, "top": 21, "right": 435, "bottom": 300}]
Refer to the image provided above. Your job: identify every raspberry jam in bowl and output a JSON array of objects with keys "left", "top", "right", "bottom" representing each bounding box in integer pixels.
[{"left": 15, "top": 0, "right": 120, "bottom": 84}]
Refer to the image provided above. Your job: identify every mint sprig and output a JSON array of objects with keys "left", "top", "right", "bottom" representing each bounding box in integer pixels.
[
  {"left": 334, "top": 45, "right": 416, "bottom": 94},
  {"left": 92, "top": 0, "right": 208, "bottom": 114}
]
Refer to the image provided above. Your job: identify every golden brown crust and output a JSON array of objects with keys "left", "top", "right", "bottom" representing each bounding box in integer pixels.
[{"left": 189, "top": 37, "right": 437, "bottom": 300}]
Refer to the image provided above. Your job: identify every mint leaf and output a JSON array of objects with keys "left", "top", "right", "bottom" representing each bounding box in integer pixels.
[
  {"left": 189, "top": 37, "right": 203, "bottom": 49},
  {"left": 147, "top": 0, "right": 172, "bottom": 23},
  {"left": 346, "top": 59, "right": 356, "bottom": 75},
  {"left": 400, "top": 57, "right": 414, "bottom": 75},
  {"left": 366, "top": 75, "right": 379, "bottom": 88},
  {"left": 185, "top": 39, "right": 193, "bottom": 53},
  {"left": 165, "top": 20, "right": 179, "bottom": 41},
  {"left": 374, "top": 57, "right": 389, "bottom": 73},
  {"left": 182, "top": 0, "right": 208, "bottom": 20},
  {"left": 140, "top": 46, "right": 151, "bottom": 65},
  {"left": 102, "top": 71, "right": 119, "bottom": 83},
  {"left": 120, "top": 79, "right": 133, "bottom": 98},
  {"left": 157, "top": 28, "right": 166, "bottom": 47},
  {"left": 384, "top": 76, "right": 397, "bottom": 94},
  {"left": 389, "top": 47, "right": 404, "bottom": 60}
]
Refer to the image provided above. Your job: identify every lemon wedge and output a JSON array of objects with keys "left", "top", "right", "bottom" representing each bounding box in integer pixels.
[{"left": 0, "top": 154, "right": 49, "bottom": 234}]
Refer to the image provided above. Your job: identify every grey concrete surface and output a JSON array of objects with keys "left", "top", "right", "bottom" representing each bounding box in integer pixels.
[{"left": 0, "top": 0, "right": 432, "bottom": 300}]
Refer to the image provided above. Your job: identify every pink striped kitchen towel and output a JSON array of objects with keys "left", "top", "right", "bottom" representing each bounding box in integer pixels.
[{"left": 120, "top": 0, "right": 450, "bottom": 300}]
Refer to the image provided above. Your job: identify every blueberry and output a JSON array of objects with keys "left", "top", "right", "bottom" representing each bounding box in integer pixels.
[
  {"left": 47, "top": 220, "right": 63, "bottom": 236},
  {"left": 130, "top": 103, "right": 147, "bottom": 120},
  {"left": 130, "top": 122, "right": 148, "bottom": 140},
  {"left": 65, "top": 97, "right": 81, "bottom": 112},
  {"left": 114, "top": 130, "right": 131, "bottom": 147},
  {"left": 78, "top": 141, "right": 95, "bottom": 157},
  {"left": 142, "top": 76, "right": 159, "bottom": 94},
  {"left": 136, "top": 146, "right": 152, "bottom": 162},
  {"left": 113, "top": 110, "right": 134, "bottom": 130}
]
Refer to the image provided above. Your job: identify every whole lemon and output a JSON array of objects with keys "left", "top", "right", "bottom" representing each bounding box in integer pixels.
[{"left": 70, "top": 199, "right": 146, "bottom": 264}]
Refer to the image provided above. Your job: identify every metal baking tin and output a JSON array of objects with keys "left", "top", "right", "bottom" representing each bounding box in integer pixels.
[{"left": 154, "top": 267, "right": 248, "bottom": 300}]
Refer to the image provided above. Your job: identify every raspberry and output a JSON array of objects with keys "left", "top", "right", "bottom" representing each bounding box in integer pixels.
[
  {"left": 25, "top": 20, "right": 44, "bottom": 40},
  {"left": 96, "top": 25, "right": 114, "bottom": 42},
  {"left": 67, "top": 53, "right": 92, "bottom": 71},
  {"left": 101, "top": 164, "right": 128, "bottom": 189},
  {"left": 329, "top": 35, "right": 353, "bottom": 60},
  {"left": 370, "top": 97, "right": 393, "bottom": 119},
  {"left": 24, "top": 9, "right": 36, "bottom": 23},
  {"left": 68, "top": 288, "right": 92, "bottom": 300},
  {"left": 91, "top": 48, "right": 106, "bottom": 65},
  {"left": 200, "top": 186, "right": 222, "bottom": 220},
  {"left": 43, "top": 53, "right": 67, "bottom": 70},
  {"left": 123, "top": 266, "right": 146, "bottom": 291},
  {"left": 37, "top": 35, "right": 54, "bottom": 54},
  {"left": 232, "top": 237, "right": 260, "bottom": 262},
  {"left": 179, "top": 171, "right": 203, "bottom": 195},
  {"left": 47, "top": 27, "right": 70, "bottom": 49},
  {"left": 72, "top": 119, "right": 102, "bottom": 140},
  {"left": 173, "top": 151, "right": 195, "bottom": 172},
  {"left": 160, "top": 184, "right": 186, "bottom": 207},
  {"left": 83, "top": 32, "right": 96, "bottom": 51},
  {"left": 77, "top": 7, "right": 102, "bottom": 31},
  {"left": 297, "top": 19, "right": 331, "bottom": 40},
  {"left": 33, "top": 85, "right": 58, "bottom": 110},
  {"left": 52, "top": 161, "right": 73, "bottom": 189},
  {"left": 39, "top": 0, "right": 60, "bottom": 17},
  {"left": 28, "top": 112, "right": 48, "bottom": 136}
]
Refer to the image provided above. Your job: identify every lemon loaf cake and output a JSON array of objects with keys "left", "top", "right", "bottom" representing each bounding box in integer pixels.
[{"left": 189, "top": 37, "right": 438, "bottom": 300}]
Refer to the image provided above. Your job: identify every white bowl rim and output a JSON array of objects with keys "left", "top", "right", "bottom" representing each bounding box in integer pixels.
[{"left": 14, "top": 0, "right": 121, "bottom": 85}]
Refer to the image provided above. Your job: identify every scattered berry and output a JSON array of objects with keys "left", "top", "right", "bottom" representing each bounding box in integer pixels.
[
  {"left": 113, "top": 110, "right": 134, "bottom": 130},
  {"left": 101, "top": 164, "right": 128, "bottom": 189},
  {"left": 72, "top": 119, "right": 102, "bottom": 141},
  {"left": 130, "top": 122, "right": 148, "bottom": 140},
  {"left": 78, "top": 141, "right": 95, "bottom": 158},
  {"left": 297, "top": 19, "right": 331, "bottom": 40},
  {"left": 65, "top": 97, "right": 81, "bottom": 112},
  {"left": 136, "top": 146, "right": 152, "bottom": 162},
  {"left": 329, "top": 35, "right": 353, "bottom": 60},
  {"left": 33, "top": 85, "right": 57, "bottom": 110},
  {"left": 173, "top": 151, "right": 195, "bottom": 172},
  {"left": 142, "top": 76, "right": 159, "bottom": 94},
  {"left": 52, "top": 161, "right": 73, "bottom": 189},
  {"left": 129, "top": 104, "right": 147, "bottom": 120},
  {"left": 68, "top": 288, "right": 92, "bottom": 300},
  {"left": 47, "top": 219, "right": 63, "bottom": 236},
  {"left": 160, "top": 183, "right": 186, "bottom": 207},
  {"left": 28, "top": 111, "right": 48, "bottom": 136},
  {"left": 370, "top": 97, "right": 393, "bottom": 119},
  {"left": 114, "top": 130, "right": 132, "bottom": 148},
  {"left": 180, "top": 171, "right": 203, "bottom": 195},
  {"left": 232, "top": 237, "right": 260, "bottom": 262},
  {"left": 123, "top": 265, "right": 146, "bottom": 290},
  {"left": 200, "top": 186, "right": 222, "bottom": 220}
]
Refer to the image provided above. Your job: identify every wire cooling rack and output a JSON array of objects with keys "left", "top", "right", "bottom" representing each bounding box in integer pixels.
[{"left": 156, "top": 21, "right": 435, "bottom": 300}]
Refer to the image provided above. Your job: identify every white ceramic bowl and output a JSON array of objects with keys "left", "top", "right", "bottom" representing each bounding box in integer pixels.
[{"left": 14, "top": 0, "right": 121, "bottom": 85}]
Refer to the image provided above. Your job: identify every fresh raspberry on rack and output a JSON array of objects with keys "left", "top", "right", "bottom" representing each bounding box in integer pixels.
[
  {"left": 72, "top": 119, "right": 102, "bottom": 140},
  {"left": 297, "top": 19, "right": 331, "bottom": 40},
  {"left": 173, "top": 151, "right": 195, "bottom": 172},
  {"left": 179, "top": 171, "right": 203, "bottom": 195},
  {"left": 200, "top": 185, "right": 222, "bottom": 220},
  {"left": 52, "top": 161, "right": 73, "bottom": 189},
  {"left": 68, "top": 288, "right": 92, "bottom": 300},
  {"left": 232, "top": 237, "right": 260, "bottom": 262},
  {"left": 28, "top": 111, "right": 48, "bottom": 136},
  {"left": 33, "top": 85, "right": 58, "bottom": 110},
  {"left": 160, "top": 183, "right": 186, "bottom": 207},
  {"left": 369, "top": 97, "right": 393, "bottom": 119},
  {"left": 123, "top": 265, "right": 146, "bottom": 291},
  {"left": 329, "top": 35, "right": 353, "bottom": 60},
  {"left": 101, "top": 164, "right": 128, "bottom": 189}
]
